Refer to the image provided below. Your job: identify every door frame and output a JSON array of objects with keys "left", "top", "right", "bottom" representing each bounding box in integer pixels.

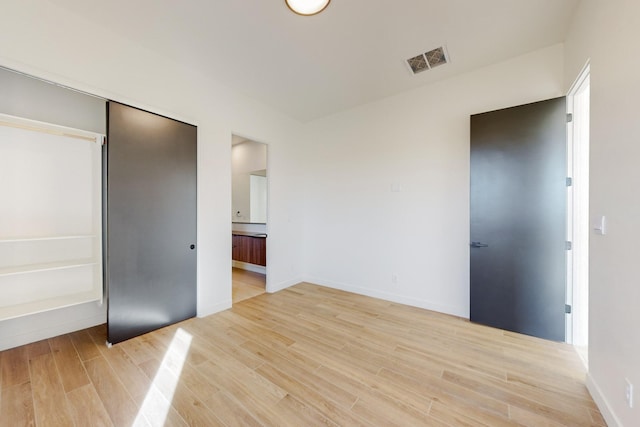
[{"left": 565, "top": 61, "right": 591, "bottom": 356}]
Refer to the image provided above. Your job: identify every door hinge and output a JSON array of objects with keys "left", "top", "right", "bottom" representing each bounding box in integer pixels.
[
  {"left": 566, "top": 177, "right": 573, "bottom": 187},
  {"left": 565, "top": 241, "right": 572, "bottom": 250},
  {"left": 565, "top": 304, "right": 572, "bottom": 314},
  {"left": 566, "top": 113, "right": 573, "bottom": 123}
]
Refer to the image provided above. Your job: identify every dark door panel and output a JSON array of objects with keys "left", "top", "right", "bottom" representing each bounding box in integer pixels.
[
  {"left": 106, "top": 102, "right": 197, "bottom": 344},
  {"left": 470, "top": 97, "right": 566, "bottom": 342}
]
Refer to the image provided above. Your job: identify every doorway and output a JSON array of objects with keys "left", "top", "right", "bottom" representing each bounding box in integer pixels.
[
  {"left": 566, "top": 63, "right": 590, "bottom": 365},
  {"left": 231, "top": 135, "right": 267, "bottom": 304}
]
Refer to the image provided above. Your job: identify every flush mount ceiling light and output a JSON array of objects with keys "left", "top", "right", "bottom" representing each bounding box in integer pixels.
[{"left": 285, "top": 0, "right": 331, "bottom": 16}]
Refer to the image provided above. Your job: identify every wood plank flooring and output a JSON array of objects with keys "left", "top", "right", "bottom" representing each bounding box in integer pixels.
[
  {"left": 0, "top": 283, "right": 605, "bottom": 426},
  {"left": 232, "top": 267, "right": 266, "bottom": 304}
]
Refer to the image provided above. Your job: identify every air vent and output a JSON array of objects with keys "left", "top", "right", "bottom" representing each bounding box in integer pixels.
[
  {"left": 407, "top": 54, "right": 428, "bottom": 74},
  {"left": 406, "top": 46, "right": 449, "bottom": 74},
  {"left": 425, "top": 47, "right": 447, "bottom": 68}
]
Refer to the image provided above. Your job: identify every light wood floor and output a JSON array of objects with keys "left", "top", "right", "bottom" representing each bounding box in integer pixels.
[
  {"left": 0, "top": 283, "right": 605, "bottom": 426},
  {"left": 232, "top": 267, "right": 266, "bottom": 304}
]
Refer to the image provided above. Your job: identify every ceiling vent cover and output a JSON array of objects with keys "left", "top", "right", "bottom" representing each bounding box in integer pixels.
[
  {"left": 425, "top": 47, "right": 447, "bottom": 68},
  {"left": 406, "top": 46, "right": 448, "bottom": 74},
  {"left": 407, "top": 54, "right": 428, "bottom": 74}
]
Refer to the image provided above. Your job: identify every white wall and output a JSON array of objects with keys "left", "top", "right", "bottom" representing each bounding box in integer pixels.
[
  {"left": 0, "top": 0, "right": 304, "bottom": 350},
  {"left": 564, "top": 1, "right": 640, "bottom": 425},
  {"left": 301, "top": 44, "right": 565, "bottom": 318}
]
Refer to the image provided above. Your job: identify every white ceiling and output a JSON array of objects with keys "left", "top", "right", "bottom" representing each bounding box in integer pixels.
[{"left": 51, "top": 0, "right": 580, "bottom": 122}]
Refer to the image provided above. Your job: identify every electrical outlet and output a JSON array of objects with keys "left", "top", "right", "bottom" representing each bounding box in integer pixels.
[
  {"left": 391, "top": 274, "right": 399, "bottom": 285},
  {"left": 625, "top": 378, "right": 634, "bottom": 408}
]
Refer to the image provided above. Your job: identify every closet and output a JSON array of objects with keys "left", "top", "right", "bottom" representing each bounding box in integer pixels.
[
  {"left": 0, "top": 67, "right": 198, "bottom": 348},
  {"left": 0, "top": 114, "right": 104, "bottom": 321}
]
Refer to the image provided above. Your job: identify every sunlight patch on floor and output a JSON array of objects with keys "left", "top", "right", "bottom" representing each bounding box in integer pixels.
[{"left": 133, "top": 328, "right": 192, "bottom": 426}]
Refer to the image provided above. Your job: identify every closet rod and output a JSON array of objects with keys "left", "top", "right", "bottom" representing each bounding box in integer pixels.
[{"left": 0, "top": 113, "right": 103, "bottom": 144}]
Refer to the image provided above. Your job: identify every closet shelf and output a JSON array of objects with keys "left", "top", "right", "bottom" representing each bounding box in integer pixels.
[
  {"left": 0, "top": 258, "right": 97, "bottom": 276},
  {"left": 0, "top": 290, "right": 102, "bottom": 322},
  {"left": 0, "top": 235, "right": 96, "bottom": 243}
]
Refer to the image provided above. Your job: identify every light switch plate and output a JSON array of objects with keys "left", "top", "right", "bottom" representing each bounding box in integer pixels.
[
  {"left": 391, "top": 183, "right": 403, "bottom": 192},
  {"left": 593, "top": 215, "right": 606, "bottom": 235}
]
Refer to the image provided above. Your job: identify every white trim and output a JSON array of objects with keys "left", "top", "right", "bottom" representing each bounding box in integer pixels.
[
  {"left": 302, "top": 276, "right": 466, "bottom": 318},
  {"left": 568, "top": 59, "right": 591, "bottom": 97},
  {"left": 565, "top": 63, "right": 590, "bottom": 353},
  {"left": 0, "top": 309, "right": 105, "bottom": 352},
  {"left": 565, "top": 92, "right": 574, "bottom": 344},
  {"left": 587, "top": 374, "right": 622, "bottom": 427},
  {"left": 267, "top": 277, "right": 303, "bottom": 294}
]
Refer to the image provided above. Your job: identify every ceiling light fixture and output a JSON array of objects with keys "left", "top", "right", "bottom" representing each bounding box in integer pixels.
[{"left": 285, "top": 0, "right": 331, "bottom": 16}]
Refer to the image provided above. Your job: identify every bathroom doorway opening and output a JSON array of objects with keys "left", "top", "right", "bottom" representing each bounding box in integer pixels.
[{"left": 231, "top": 134, "right": 268, "bottom": 304}]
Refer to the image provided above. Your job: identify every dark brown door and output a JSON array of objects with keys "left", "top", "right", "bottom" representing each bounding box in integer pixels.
[{"left": 470, "top": 97, "right": 567, "bottom": 341}]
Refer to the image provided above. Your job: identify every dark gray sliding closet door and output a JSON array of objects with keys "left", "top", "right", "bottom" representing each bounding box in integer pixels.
[{"left": 106, "top": 102, "right": 197, "bottom": 344}]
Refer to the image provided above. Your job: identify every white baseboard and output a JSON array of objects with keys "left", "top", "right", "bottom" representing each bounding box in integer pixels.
[
  {"left": 0, "top": 310, "right": 105, "bottom": 351},
  {"left": 302, "top": 276, "right": 467, "bottom": 318},
  {"left": 587, "top": 373, "right": 622, "bottom": 427},
  {"left": 267, "top": 277, "right": 304, "bottom": 294},
  {"left": 197, "top": 299, "right": 232, "bottom": 318},
  {"left": 232, "top": 260, "right": 266, "bottom": 275}
]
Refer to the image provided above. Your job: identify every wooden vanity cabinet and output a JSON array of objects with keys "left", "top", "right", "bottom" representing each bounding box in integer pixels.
[{"left": 232, "top": 234, "right": 266, "bottom": 266}]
